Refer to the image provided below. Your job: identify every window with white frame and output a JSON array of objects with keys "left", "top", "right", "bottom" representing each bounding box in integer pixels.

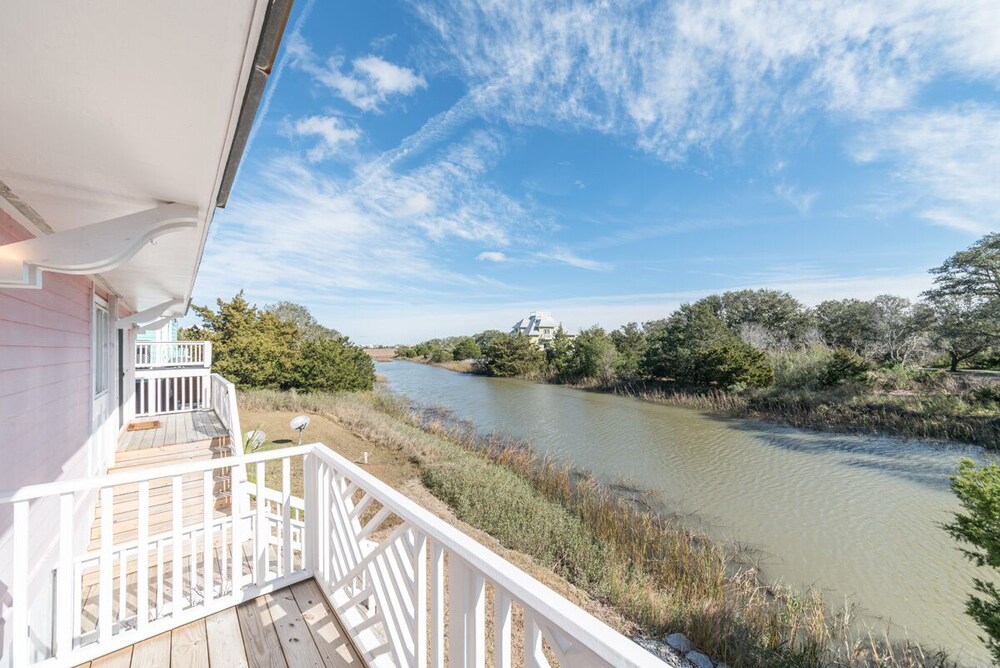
[{"left": 93, "top": 299, "right": 109, "bottom": 397}]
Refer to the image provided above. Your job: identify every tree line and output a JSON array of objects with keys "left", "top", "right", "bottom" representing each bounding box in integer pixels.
[
  {"left": 403, "top": 233, "right": 1000, "bottom": 391},
  {"left": 180, "top": 292, "right": 375, "bottom": 391}
]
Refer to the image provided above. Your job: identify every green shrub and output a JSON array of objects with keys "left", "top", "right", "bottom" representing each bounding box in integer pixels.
[
  {"left": 770, "top": 345, "right": 834, "bottom": 391},
  {"left": 945, "top": 459, "right": 1000, "bottom": 663},
  {"left": 428, "top": 347, "right": 451, "bottom": 363},
  {"left": 423, "top": 457, "right": 608, "bottom": 590},
  {"left": 473, "top": 334, "right": 546, "bottom": 377},
  {"left": 452, "top": 337, "right": 481, "bottom": 361},
  {"left": 293, "top": 337, "right": 375, "bottom": 391},
  {"left": 697, "top": 341, "right": 774, "bottom": 388},
  {"left": 820, "top": 348, "right": 871, "bottom": 389}
]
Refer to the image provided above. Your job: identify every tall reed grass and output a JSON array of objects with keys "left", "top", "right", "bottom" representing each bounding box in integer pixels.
[
  {"left": 239, "top": 388, "right": 954, "bottom": 667},
  {"left": 605, "top": 381, "right": 1000, "bottom": 449}
]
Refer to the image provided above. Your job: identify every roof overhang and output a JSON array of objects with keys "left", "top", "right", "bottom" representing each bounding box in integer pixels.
[{"left": 0, "top": 0, "right": 293, "bottom": 315}]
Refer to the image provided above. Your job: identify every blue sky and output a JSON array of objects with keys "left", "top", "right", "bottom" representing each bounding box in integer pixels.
[{"left": 195, "top": 0, "right": 1000, "bottom": 345}]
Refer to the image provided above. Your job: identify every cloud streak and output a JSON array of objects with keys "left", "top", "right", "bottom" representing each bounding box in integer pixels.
[
  {"left": 288, "top": 36, "right": 427, "bottom": 111},
  {"left": 853, "top": 104, "right": 1000, "bottom": 233}
]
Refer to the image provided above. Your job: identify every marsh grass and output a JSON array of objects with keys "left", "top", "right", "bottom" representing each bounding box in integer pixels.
[
  {"left": 604, "top": 380, "right": 1000, "bottom": 449},
  {"left": 239, "top": 387, "right": 954, "bottom": 667}
]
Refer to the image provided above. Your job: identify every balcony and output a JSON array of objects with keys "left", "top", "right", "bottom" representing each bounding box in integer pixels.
[
  {"left": 135, "top": 342, "right": 213, "bottom": 417},
  {"left": 0, "top": 443, "right": 662, "bottom": 667}
]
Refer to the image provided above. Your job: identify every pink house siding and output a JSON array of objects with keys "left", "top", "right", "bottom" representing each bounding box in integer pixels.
[{"left": 0, "top": 210, "right": 93, "bottom": 490}]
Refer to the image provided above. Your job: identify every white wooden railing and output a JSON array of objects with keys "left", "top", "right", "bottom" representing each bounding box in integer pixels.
[
  {"left": 135, "top": 341, "right": 211, "bottom": 369},
  {"left": 133, "top": 342, "right": 217, "bottom": 417},
  {"left": 0, "top": 445, "right": 662, "bottom": 668},
  {"left": 134, "top": 368, "right": 210, "bottom": 416}
]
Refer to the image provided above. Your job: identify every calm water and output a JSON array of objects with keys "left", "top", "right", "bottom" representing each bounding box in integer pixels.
[{"left": 377, "top": 360, "right": 990, "bottom": 664}]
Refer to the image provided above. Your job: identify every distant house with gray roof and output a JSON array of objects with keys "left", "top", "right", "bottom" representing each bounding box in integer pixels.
[{"left": 511, "top": 311, "right": 569, "bottom": 347}]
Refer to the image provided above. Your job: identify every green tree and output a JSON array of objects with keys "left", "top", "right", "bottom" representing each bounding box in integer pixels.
[
  {"left": 474, "top": 334, "right": 545, "bottom": 377},
  {"left": 930, "top": 233, "right": 1000, "bottom": 301},
  {"left": 642, "top": 302, "right": 735, "bottom": 381},
  {"left": 294, "top": 337, "right": 375, "bottom": 391},
  {"left": 697, "top": 341, "right": 774, "bottom": 388},
  {"left": 566, "top": 327, "right": 619, "bottom": 384},
  {"left": 926, "top": 295, "right": 1000, "bottom": 372},
  {"left": 428, "top": 347, "right": 451, "bottom": 363},
  {"left": 452, "top": 337, "right": 482, "bottom": 360},
  {"left": 181, "top": 291, "right": 299, "bottom": 388},
  {"left": 610, "top": 322, "right": 647, "bottom": 378},
  {"left": 819, "top": 348, "right": 871, "bottom": 389},
  {"left": 814, "top": 299, "right": 880, "bottom": 355},
  {"left": 545, "top": 326, "right": 574, "bottom": 376},
  {"left": 718, "top": 289, "right": 812, "bottom": 346},
  {"left": 869, "top": 295, "right": 932, "bottom": 366},
  {"left": 924, "top": 234, "right": 1000, "bottom": 372},
  {"left": 945, "top": 459, "right": 1000, "bottom": 663},
  {"left": 264, "top": 301, "right": 341, "bottom": 341},
  {"left": 473, "top": 329, "right": 507, "bottom": 349}
]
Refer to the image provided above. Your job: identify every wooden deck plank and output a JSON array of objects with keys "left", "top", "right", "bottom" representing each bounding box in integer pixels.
[
  {"left": 81, "top": 580, "right": 353, "bottom": 668},
  {"left": 193, "top": 410, "right": 205, "bottom": 441},
  {"left": 90, "top": 646, "right": 132, "bottom": 668},
  {"left": 170, "top": 619, "right": 209, "bottom": 668},
  {"left": 237, "top": 595, "right": 288, "bottom": 668},
  {"left": 289, "top": 579, "right": 362, "bottom": 667},
  {"left": 130, "top": 631, "right": 171, "bottom": 667},
  {"left": 265, "top": 590, "right": 326, "bottom": 668},
  {"left": 206, "top": 607, "right": 250, "bottom": 668}
]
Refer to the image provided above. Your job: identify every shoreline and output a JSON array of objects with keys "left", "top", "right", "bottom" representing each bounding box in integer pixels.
[{"left": 388, "top": 357, "right": 997, "bottom": 450}]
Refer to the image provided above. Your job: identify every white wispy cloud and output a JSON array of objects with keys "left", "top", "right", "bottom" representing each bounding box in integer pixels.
[
  {"left": 288, "top": 35, "right": 426, "bottom": 112},
  {"left": 290, "top": 115, "right": 361, "bottom": 162},
  {"left": 774, "top": 183, "right": 818, "bottom": 214},
  {"left": 198, "top": 130, "right": 535, "bottom": 307},
  {"left": 476, "top": 251, "right": 508, "bottom": 262},
  {"left": 852, "top": 104, "right": 1000, "bottom": 233},
  {"left": 535, "top": 248, "right": 612, "bottom": 272},
  {"left": 413, "top": 0, "right": 998, "bottom": 157}
]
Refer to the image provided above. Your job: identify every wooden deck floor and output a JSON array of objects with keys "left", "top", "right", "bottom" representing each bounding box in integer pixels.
[
  {"left": 76, "top": 579, "right": 362, "bottom": 668},
  {"left": 120, "top": 411, "right": 229, "bottom": 452}
]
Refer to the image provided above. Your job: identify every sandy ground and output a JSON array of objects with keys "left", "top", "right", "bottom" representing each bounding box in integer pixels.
[{"left": 363, "top": 347, "right": 397, "bottom": 361}]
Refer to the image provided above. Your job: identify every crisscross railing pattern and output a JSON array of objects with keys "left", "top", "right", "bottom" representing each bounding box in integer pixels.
[{"left": 1, "top": 444, "right": 662, "bottom": 667}]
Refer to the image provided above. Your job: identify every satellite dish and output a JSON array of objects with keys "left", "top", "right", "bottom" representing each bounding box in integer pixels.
[
  {"left": 245, "top": 429, "right": 266, "bottom": 451},
  {"left": 290, "top": 415, "right": 310, "bottom": 444}
]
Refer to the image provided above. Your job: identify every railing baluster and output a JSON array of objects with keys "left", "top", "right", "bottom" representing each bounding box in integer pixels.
[
  {"left": 231, "top": 478, "right": 244, "bottom": 602},
  {"left": 494, "top": 589, "right": 512, "bottom": 668},
  {"left": 447, "top": 555, "right": 486, "bottom": 666},
  {"left": 118, "top": 550, "right": 126, "bottom": 625},
  {"left": 56, "top": 492, "right": 74, "bottom": 656},
  {"left": 414, "top": 533, "right": 428, "bottom": 668},
  {"left": 99, "top": 487, "right": 113, "bottom": 643},
  {"left": 137, "top": 480, "right": 150, "bottom": 631},
  {"left": 11, "top": 500, "right": 29, "bottom": 666},
  {"left": 282, "top": 457, "right": 291, "bottom": 577},
  {"left": 157, "top": 540, "right": 164, "bottom": 614},
  {"left": 172, "top": 475, "right": 183, "bottom": 615},
  {"left": 255, "top": 461, "right": 266, "bottom": 585},
  {"left": 430, "top": 542, "right": 444, "bottom": 667},
  {"left": 525, "top": 613, "right": 547, "bottom": 668},
  {"left": 189, "top": 527, "right": 196, "bottom": 604},
  {"left": 221, "top": 521, "right": 228, "bottom": 596},
  {"left": 203, "top": 470, "right": 214, "bottom": 605}
]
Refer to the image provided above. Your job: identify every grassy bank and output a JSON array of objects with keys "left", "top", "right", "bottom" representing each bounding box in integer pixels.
[
  {"left": 603, "top": 376, "right": 1000, "bottom": 449},
  {"left": 239, "top": 388, "right": 952, "bottom": 668}
]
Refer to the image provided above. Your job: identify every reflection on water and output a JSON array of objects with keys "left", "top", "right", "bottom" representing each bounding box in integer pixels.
[{"left": 378, "top": 360, "right": 989, "bottom": 665}]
